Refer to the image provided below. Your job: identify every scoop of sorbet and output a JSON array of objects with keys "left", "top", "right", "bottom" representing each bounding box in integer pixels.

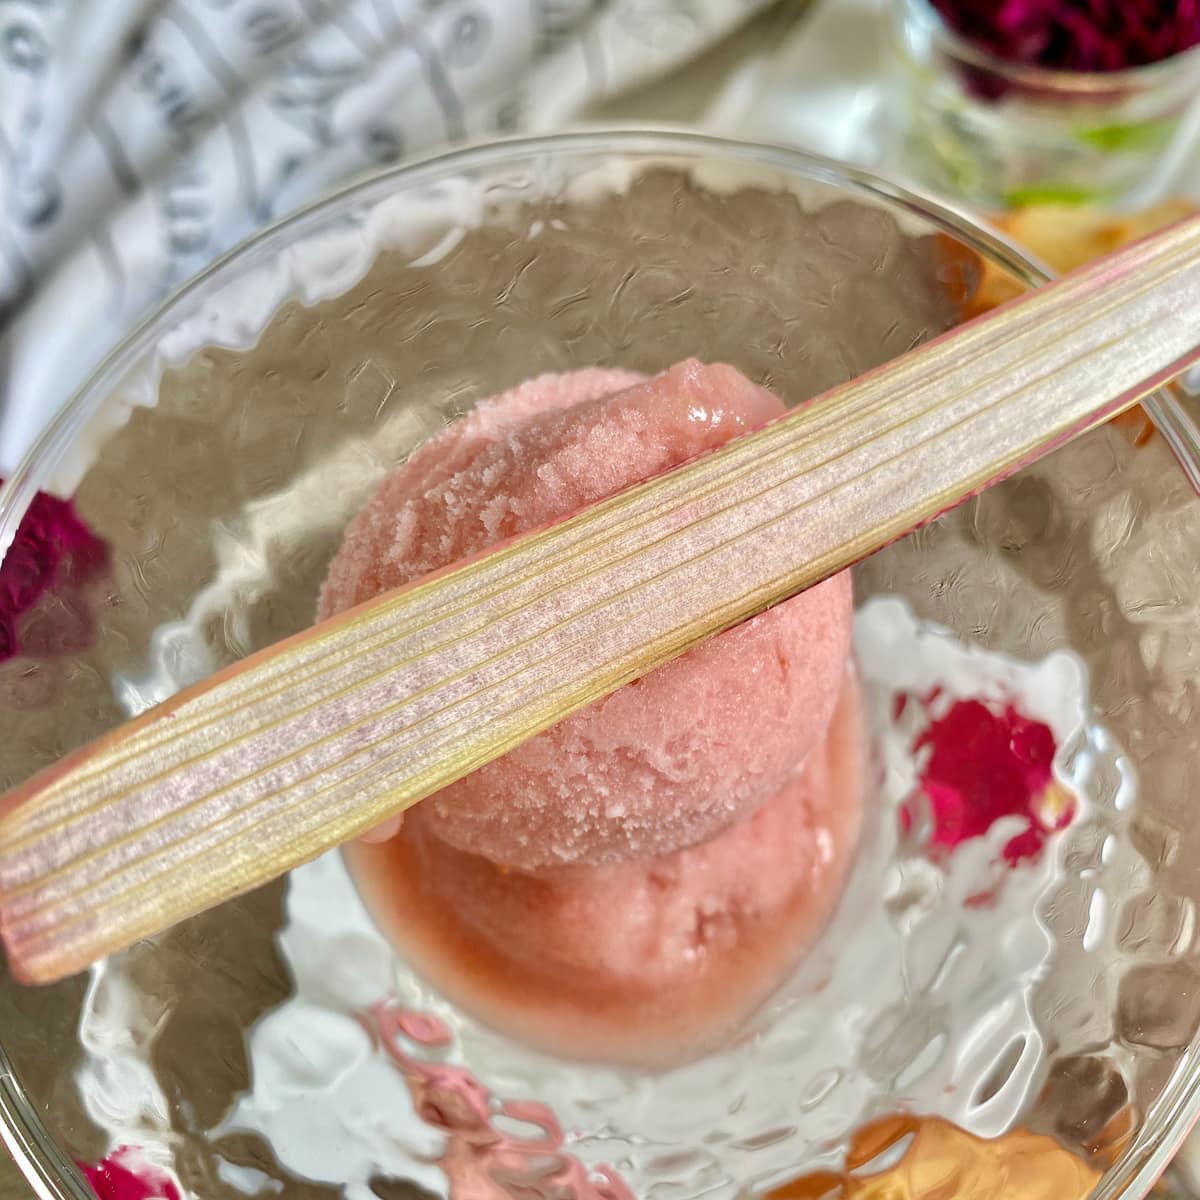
[{"left": 320, "top": 359, "right": 853, "bottom": 868}]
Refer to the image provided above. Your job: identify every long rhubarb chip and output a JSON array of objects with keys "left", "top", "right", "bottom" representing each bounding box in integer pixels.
[{"left": 3, "top": 214, "right": 1200, "bottom": 984}]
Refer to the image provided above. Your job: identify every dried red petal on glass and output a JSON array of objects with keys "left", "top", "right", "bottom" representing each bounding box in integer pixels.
[
  {"left": 78, "top": 1148, "right": 181, "bottom": 1200},
  {"left": 0, "top": 613, "right": 16, "bottom": 661},
  {"left": 0, "top": 479, "right": 108, "bottom": 663},
  {"left": 1010, "top": 710, "right": 1056, "bottom": 772},
  {"left": 0, "top": 533, "right": 53, "bottom": 613},
  {"left": 908, "top": 697, "right": 1076, "bottom": 866}
]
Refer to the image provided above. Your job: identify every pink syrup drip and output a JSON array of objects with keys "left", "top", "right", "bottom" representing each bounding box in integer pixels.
[
  {"left": 367, "top": 1000, "right": 634, "bottom": 1200},
  {"left": 78, "top": 1147, "right": 181, "bottom": 1200}
]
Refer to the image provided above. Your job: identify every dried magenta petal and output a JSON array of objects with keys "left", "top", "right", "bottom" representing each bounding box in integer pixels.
[
  {"left": 907, "top": 696, "right": 1075, "bottom": 867},
  {"left": 932, "top": 0, "right": 1200, "bottom": 72},
  {"left": 0, "top": 479, "right": 108, "bottom": 663},
  {"left": 0, "top": 535, "right": 52, "bottom": 613}
]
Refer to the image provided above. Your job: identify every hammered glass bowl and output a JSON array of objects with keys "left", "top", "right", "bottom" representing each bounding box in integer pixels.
[{"left": 2, "top": 131, "right": 1200, "bottom": 1200}]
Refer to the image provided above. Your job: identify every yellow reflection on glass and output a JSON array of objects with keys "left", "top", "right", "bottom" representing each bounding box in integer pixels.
[{"left": 766, "top": 1116, "right": 1100, "bottom": 1200}]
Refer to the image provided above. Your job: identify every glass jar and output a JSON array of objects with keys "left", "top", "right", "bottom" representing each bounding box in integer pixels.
[{"left": 891, "top": 0, "right": 1200, "bottom": 207}]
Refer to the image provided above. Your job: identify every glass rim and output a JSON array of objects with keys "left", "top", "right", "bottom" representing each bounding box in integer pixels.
[
  {"left": 1, "top": 126, "right": 1198, "bottom": 1200},
  {"left": 898, "top": 0, "right": 1200, "bottom": 95}
]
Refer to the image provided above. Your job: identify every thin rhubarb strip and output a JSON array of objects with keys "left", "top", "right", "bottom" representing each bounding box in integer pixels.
[{"left": 3, "top": 214, "right": 1200, "bottom": 983}]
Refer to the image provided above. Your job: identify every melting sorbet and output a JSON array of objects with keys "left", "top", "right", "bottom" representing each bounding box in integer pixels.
[{"left": 327, "top": 360, "right": 865, "bottom": 1065}]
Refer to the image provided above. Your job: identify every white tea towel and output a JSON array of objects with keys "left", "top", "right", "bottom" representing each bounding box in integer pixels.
[{"left": 0, "top": 0, "right": 775, "bottom": 477}]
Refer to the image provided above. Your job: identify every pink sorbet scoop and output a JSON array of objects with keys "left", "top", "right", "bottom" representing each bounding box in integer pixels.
[{"left": 320, "top": 359, "right": 854, "bottom": 868}]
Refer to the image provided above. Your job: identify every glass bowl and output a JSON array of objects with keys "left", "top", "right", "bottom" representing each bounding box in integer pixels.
[{"left": 2, "top": 130, "right": 1200, "bottom": 1200}]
